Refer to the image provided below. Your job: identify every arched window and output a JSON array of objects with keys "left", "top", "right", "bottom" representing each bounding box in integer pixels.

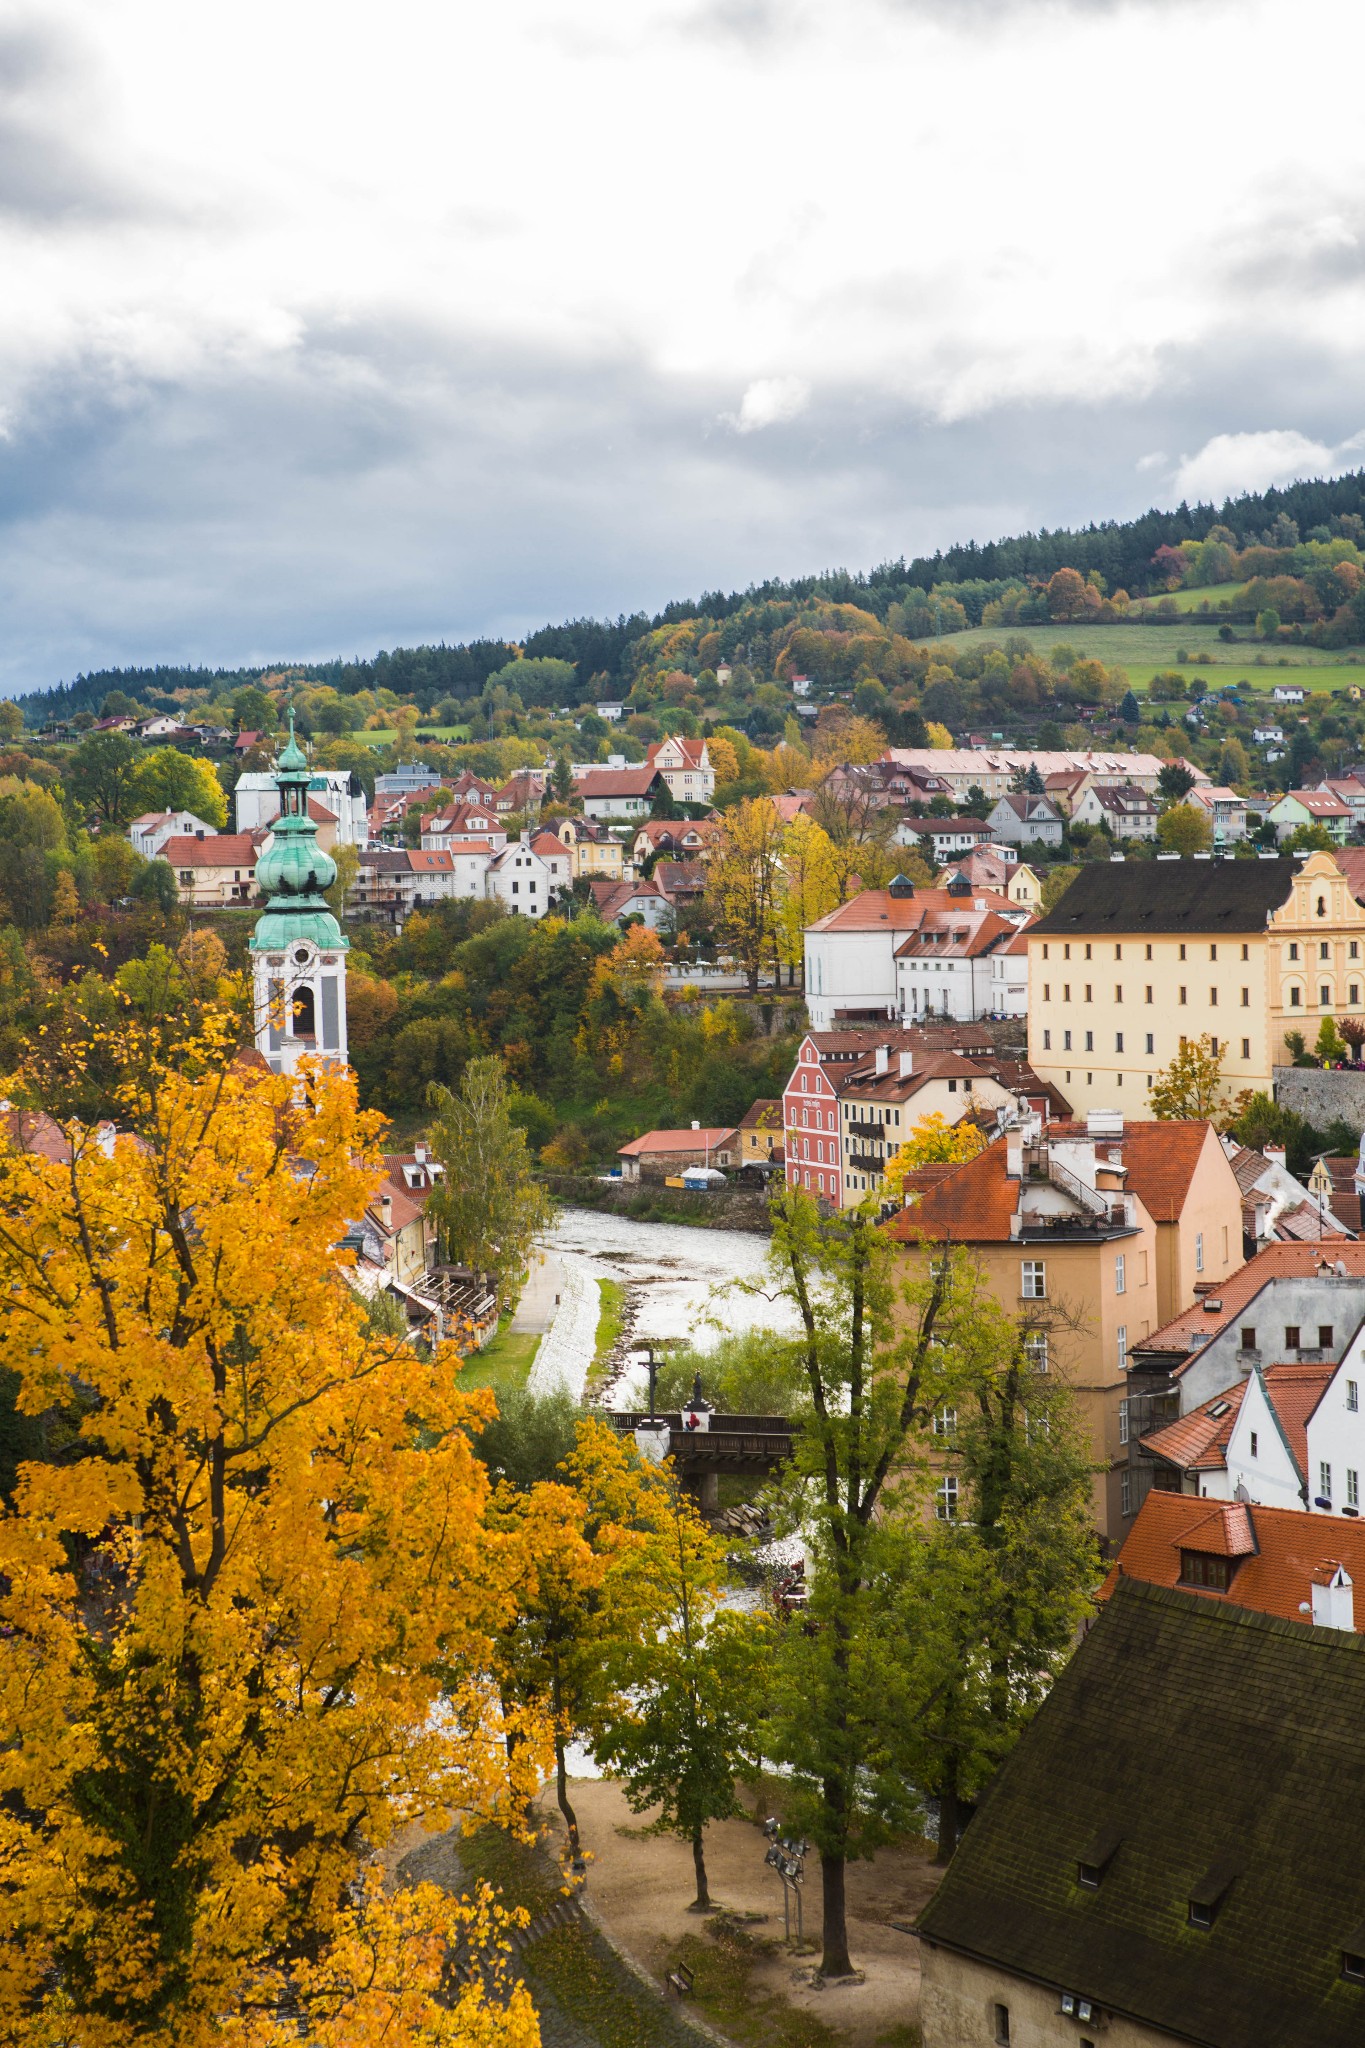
[
  {"left": 1318, "top": 896, "right": 1328, "bottom": 918},
  {"left": 292, "top": 985, "right": 316, "bottom": 1040}
]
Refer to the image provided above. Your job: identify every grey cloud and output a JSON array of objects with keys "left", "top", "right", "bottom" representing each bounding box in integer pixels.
[
  {"left": 4, "top": 316, "right": 1365, "bottom": 695},
  {"left": 0, "top": 21, "right": 151, "bottom": 222}
]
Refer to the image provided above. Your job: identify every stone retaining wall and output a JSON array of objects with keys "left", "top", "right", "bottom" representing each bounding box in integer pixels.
[{"left": 1273, "top": 1065, "right": 1365, "bottom": 1132}]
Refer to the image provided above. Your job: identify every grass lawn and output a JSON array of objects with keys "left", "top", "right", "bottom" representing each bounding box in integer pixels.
[
  {"left": 456, "top": 1317, "right": 539, "bottom": 1397},
  {"left": 352, "top": 725, "right": 470, "bottom": 746},
  {"left": 923, "top": 618, "right": 1363, "bottom": 673},
  {"left": 588, "top": 1278, "right": 627, "bottom": 1394},
  {"left": 1130, "top": 581, "right": 1250, "bottom": 615}
]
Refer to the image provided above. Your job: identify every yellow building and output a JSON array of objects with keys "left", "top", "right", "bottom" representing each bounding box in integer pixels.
[
  {"left": 1028, "top": 852, "right": 1365, "bottom": 1116},
  {"left": 888, "top": 1115, "right": 1244, "bottom": 1544},
  {"left": 556, "top": 817, "right": 631, "bottom": 882}
]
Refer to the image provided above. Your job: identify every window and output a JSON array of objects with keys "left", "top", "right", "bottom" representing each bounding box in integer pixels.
[
  {"left": 1242, "top": 1038, "right": 1251, "bottom": 1060},
  {"left": 1209, "top": 1038, "right": 1218, "bottom": 1057},
  {"left": 1350, "top": 1469, "right": 1360, "bottom": 1510},
  {"left": 1084, "top": 1031, "right": 1094, "bottom": 1052},
  {"left": 1064, "top": 1030, "right": 1072, "bottom": 1051},
  {"left": 1350, "top": 1381, "right": 1360, "bottom": 1413},
  {"left": 1250, "top": 1431, "right": 1259, "bottom": 1458},
  {"left": 1064, "top": 943, "right": 1071, "bottom": 959},
  {"left": 1320, "top": 1326, "right": 1334, "bottom": 1350},
  {"left": 1354, "top": 986, "right": 1361, "bottom": 1006},
  {"left": 1286, "top": 1326, "right": 1301, "bottom": 1349},
  {"left": 1179, "top": 987, "right": 1187, "bottom": 1005},
  {"left": 1115, "top": 1253, "right": 1126, "bottom": 1295},
  {"left": 1117, "top": 1324, "right": 1127, "bottom": 1369},
  {"left": 1289, "top": 942, "right": 1299, "bottom": 961},
  {"left": 1024, "top": 1330, "right": 1048, "bottom": 1373},
  {"left": 1322, "top": 941, "right": 1332, "bottom": 961},
  {"left": 1115, "top": 984, "right": 1123, "bottom": 1003},
  {"left": 1085, "top": 985, "right": 1092, "bottom": 1003},
  {"left": 1115, "top": 1032, "right": 1124, "bottom": 1053},
  {"left": 1195, "top": 1233, "right": 1204, "bottom": 1273},
  {"left": 1044, "top": 983, "right": 1050, "bottom": 1002},
  {"left": 1210, "top": 944, "right": 1217, "bottom": 961},
  {"left": 993, "top": 2003, "right": 1011, "bottom": 2046},
  {"left": 1242, "top": 944, "right": 1249, "bottom": 960},
  {"left": 1021, "top": 1261, "right": 1046, "bottom": 1299},
  {"left": 1145, "top": 984, "right": 1153, "bottom": 1003},
  {"left": 1085, "top": 943, "right": 1092, "bottom": 959},
  {"left": 1043, "top": 1029, "right": 1051, "bottom": 1050},
  {"left": 1180, "top": 1551, "right": 1231, "bottom": 1591},
  {"left": 1146, "top": 944, "right": 1152, "bottom": 959},
  {"left": 1064, "top": 983, "right": 1071, "bottom": 1002},
  {"left": 932, "top": 1404, "right": 957, "bottom": 1436},
  {"left": 1320, "top": 1462, "right": 1333, "bottom": 1503},
  {"left": 1119, "top": 1398, "right": 1129, "bottom": 1444},
  {"left": 1209, "top": 988, "right": 1218, "bottom": 1006},
  {"left": 1043, "top": 943, "right": 1050, "bottom": 959},
  {"left": 1240, "top": 987, "right": 1250, "bottom": 1007},
  {"left": 1342, "top": 1949, "right": 1365, "bottom": 1985},
  {"left": 935, "top": 1475, "right": 958, "bottom": 1520},
  {"left": 1145, "top": 1033, "right": 1154, "bottom": 1054},
  {"left": 1323, "top": 985, "right": 1333, "bottom": 1008},
  {"left": 1121, "top": 1470, "right": 1132, "bottom": 1516},
  {"left": 1290, "top": 986, "right": 1302, "bottom": 1007},
  {"left": 1179, "top": 944, "right": 1186, "bottom": 960},
  {"left": 1241, "top": 1327, "right": 1256, "bottom": 1351}
]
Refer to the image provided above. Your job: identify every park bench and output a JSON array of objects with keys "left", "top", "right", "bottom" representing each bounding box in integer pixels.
[{"left": 665, "top": 1961, "right": 695, "bottom": 1999}]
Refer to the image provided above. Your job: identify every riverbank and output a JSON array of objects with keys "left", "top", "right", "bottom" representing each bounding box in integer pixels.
[{"left": 541, "top": 1176, "right": 772, "bottom": 1235}]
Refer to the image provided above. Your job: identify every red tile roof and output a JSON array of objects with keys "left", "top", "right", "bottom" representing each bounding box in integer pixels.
[
  {"left": 1142, "top": 1382, "right": 1248, "bottom": 1472},
  {"left": 578, "top": 767, "right": 660, "bottom": 798},
  {"left": 1141, "top": 1241, "right": 1365, "bottom": 1360},
  {"left": 808, "top": 885, "right": 1016, "bottom": 935},
  {"left": 1103, "top": 1491, "right": 1365, "bottom": 1627},
  {"left": 883, "top": 1135, "right": 1019, "bottom": 1244},
  {"left": 160, "top": 832, "right": 259, "bottom": 868},
  {"left": 618, "top": 1127, "right": 736, "bottom": 1157}
]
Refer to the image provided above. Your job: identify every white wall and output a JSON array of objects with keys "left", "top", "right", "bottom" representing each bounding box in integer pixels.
[{"left": 804, "top": 928, "right": 899, "bottom": 1029}]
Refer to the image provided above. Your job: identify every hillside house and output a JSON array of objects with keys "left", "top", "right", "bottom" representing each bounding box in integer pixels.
[
  {"left": 578, "top": 766, "right": 661, "bottom": 820},
  {"left": 646, "top": 736, "right": 714, "bottom": 805},
  {"left": 986, "top": 790, "right": 1065, "bottom": 848},
  {"left": 163, "top": 831, "right": 263, "bottom": 908},
  {"left": 129, "top": 809, "right": 217, "bottom": 858},
  {"left": 617, "top": 1126, "right": 737, "bottom": 1181}
]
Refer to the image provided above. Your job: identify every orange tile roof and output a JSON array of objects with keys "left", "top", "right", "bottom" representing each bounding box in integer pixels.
[
  {"left": 1141, "top": 1382, "right": 1247, "bottom": 1472},
  {"left": 883, "top": 1135, "right": 1019, "bottom": 1244},
  {"left": 1261, "top": 1363, "right": 1337, "bottom": 1476},
  {"left": 618, "top": 1127, "right": 736, "bottom": 1157},
  {"left": 808, "top": 885, "right": 1016, "bottom": 935},
  {"left": 1102, "top": 1491, "right": 1365, "bottom": 1627},
  {"left": 1141, "top": 1241, "right": 1365, "bottom": 1360},
  {"left": 161, "top": 832, "right": 259, "bottom": 868},
  {"left": 1043, "top": 1118, "right": 1218, "bottom": 1222}
]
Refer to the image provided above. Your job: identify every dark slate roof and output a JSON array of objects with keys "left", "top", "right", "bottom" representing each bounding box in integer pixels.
[
  {"left": 1031, "top": 857, "right": 1298, "bottom": 935},
  {"left": 917, "top": 1578, "right": 1365, "bottom": 2048}
]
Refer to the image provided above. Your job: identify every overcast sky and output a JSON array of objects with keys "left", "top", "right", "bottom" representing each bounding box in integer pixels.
[{"left": 3, "top": 0, "right": 1364, "bottom": 693}]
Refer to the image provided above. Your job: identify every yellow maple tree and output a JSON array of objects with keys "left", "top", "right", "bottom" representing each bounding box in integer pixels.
[
  {"left": 776, "top": 814, "right": 840, "bottom": 974},
  {"left": 0, "top": 1012, "right": 549, "bottom": 2046},
  {"left": 882, "top": 1109, "right": 986, "bottom": 1197},
  {"left": 703, "top": 797, "right": 784, "bottom": 995}
]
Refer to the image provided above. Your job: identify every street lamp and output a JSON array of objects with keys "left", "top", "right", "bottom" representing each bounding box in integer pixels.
[{"left": 763, "top": 1817, "right": 810, "bottom": 1946}]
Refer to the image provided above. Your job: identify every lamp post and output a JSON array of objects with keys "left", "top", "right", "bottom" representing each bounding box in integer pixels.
[{"left": 763, "top": 1817, "right": 809, "bottom": 1947}]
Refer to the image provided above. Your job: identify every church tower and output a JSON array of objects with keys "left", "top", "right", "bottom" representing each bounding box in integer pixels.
[{"left": 250, "top": 713, "right": 349, "bottom": 1074}]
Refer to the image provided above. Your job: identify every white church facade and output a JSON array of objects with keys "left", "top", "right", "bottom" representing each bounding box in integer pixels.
[{"left": 249, "top": 716, "right": 349, "bottom": 1075}]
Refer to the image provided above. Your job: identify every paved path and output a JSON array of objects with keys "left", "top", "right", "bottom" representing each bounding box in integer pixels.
[{"left": 512, "top": 1248, "right": 568, "bottom": 1334}]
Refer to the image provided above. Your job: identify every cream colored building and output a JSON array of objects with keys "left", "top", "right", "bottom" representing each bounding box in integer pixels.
[
  {"left": 1029, "top": 852, "right": 1365, "bottom": 1117},
  {"left": 556, "top": 817, "right": 632, "bottom": 882}
]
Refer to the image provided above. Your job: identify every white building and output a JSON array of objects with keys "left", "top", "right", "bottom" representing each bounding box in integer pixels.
[
  {"left": 1188, "top": 784, "right": 1249, "bottom": 844},
  {"left": 236, "top": 763, "right": 369, "bottom": 845},
  {"left": 803, "top": 878, "right": 1028, "bottom": 1030},
  {"left": 486, "top": 839, "right": 558, "bottom": 918},
  {"left": 895, "top": 908, "right": 1030, "bottom": 1021},
  {"left": 646, "top": 736, "right": 714, "bottom": 806},
  {"left": 129, "top": 808, "right": 217, "bottom": 858},
  {"left": 578, "top": 766, "right": 660, "bottom": 819},
  {"left": 249, "top": 718, "right": 349, "bottom": 1077},
  {"left": 1071, "top": 782, "right": 1160, "bottom": 839},
  {"left": 878, "top": 747, "right": 1200, "bottom": 803},
  {"left": 986, "top": 792, "right": 1065, "bottom": 849}
]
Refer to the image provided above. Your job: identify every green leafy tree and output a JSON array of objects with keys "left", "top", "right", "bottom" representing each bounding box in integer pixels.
[
  {"left": 1118, "top": 689, "right": 1141, "bottom": 725},
  {"left": 428, "top": 1054, "right": 551, "bottom": 1294},
  {"left": 1257, "top": 608, "right": 1281, "bottom": 640},
  {"left": 231, "top": 684, "right": 277, "bottom": 731},
  {"left": 1041, "top": 865, "right": 1080, "bottom": 913},
  {"left": 1148, "top": 1033, "right": 1228, "bottom": 1123},
  {"left": 66, "top": 730, "right": 142, "bottom": 826},
  {"left": 595, "top": 1479, "right": 770, "bottom": 1908},
  {"left": 130, "top": 857, "right": 179, "bottom": 913},
  {"left": 1315, "top": 1015, "right": 1348, "bottom": 1065},
  {"left": 1156, "top": 761, "right": 1195, "bottom": 803},
  {"left": 0, "top": 702, "right": 23, "bottom": 742},
  {"left": 1156, "top": 803, "right": 1213, "bottom": 856},
  {"left": 551, "top": 750, "right": 575, "bottom": 804}
]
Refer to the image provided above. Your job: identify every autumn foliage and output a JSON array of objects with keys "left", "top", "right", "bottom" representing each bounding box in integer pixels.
[{"left": 0, "top": 1015, "right": 548, "bottom": 2046}]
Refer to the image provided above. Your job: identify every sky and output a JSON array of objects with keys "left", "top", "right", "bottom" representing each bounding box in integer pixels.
[{"left": 3, "top": 0, "right": 1365, "bottom": 693}]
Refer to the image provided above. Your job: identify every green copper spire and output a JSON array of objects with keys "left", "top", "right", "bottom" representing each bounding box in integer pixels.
[{"left": 249, "top": 710, "right": 349, "bottom": 953}]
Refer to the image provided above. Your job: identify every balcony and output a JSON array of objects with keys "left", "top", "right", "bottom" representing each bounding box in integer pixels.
[
  {"left": 1014, "top": 1209, "right": 1138, "bottom": 1241},
  {"left": 847, "top": 1150, "right": 885, "bottom": 1173},
  {"left": 847, "top": 1118, "right": 885, "bottom": 1139}
]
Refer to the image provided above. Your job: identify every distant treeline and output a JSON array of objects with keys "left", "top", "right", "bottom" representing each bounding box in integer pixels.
[{"left": 25, "top": 468, "right": 1365, "bottom": 721}]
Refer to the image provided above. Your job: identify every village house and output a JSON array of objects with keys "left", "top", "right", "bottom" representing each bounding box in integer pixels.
[
  {"left": 986, "top": 790, "right": 1065, "bottom": 849},
  {"left": 420, "top": 804, "right": 507, "bottom": 849},
  {"left": 652, "top": 860, "right": 705, "bottom": 915},
  {"left": 587, "top": 875, "right": 671, "bottom": 929},
  {"left": 1267, "top": 787, "right": 1352, "bottom": 843},
  {"left": 917, "top": 1578, "right": 1365, "bottom": 2048},
  {"left": 892, "top": 815, "right": 995, "bottom": 863},
  {"left": 646, "top": 735, "right": 714, "bottom": 805},
  {"left": 1272, "top": 681, "right": 1307, "bottom": 702},
  {"left": 529, "top": 830, "right": 572, "bottom": 895},
  {"left": 878, "top": 746, "right": 1190, "bottom": 803},
  {"left": 1027, "top": 851, "right": 1365, "bottom": 1116},
  {"left": 940, "top": 847, "right": 1043, "bottom": 912},
  {"left": 1071, "top": 780, "right": 1160, "bottom": 839},
  {"left": 351, "top": 848, "right": 461, "bottom": 924},
  {"left": 803, "top": 878, "right": 1029, "bottom": 1031},
  {"left": 631, "top": 820, "right": 722, "bottom": 864},
  {"left": 827, "top": 1046, "right": 1026, "bottom": 1209},
  {"left": 577, "top": 765, "right": 661, "bottom": 820},
  {"left": 617, "top": 1125, "right": 737, "bottom": 1181},
  {"left": 733, "top": 1099, "right": 784, "bottom": 1173},
  {"left": 485, "top": 838, "right": 561, "bottom": 918},
  {"left": 1187, "top": 783, "right": 1250, "bottom": 843},
  {"left": 557, "top": 816, "right": 632, "bottom": 881},
  {"left": 163, "top": 830, "right": 264, "bottom": 908},
  {"left": 1318, "top": 774, "right": 1365, "bottom": 833},
  {"left": 895, "top": 903, "right": 1030, "bottom": 1022},
  {"left": 887, "top": 1113, "right": 1244, "bottom": 1540},
  {"left": 129, "top": 808, "right": 217, "bottom": 858}
]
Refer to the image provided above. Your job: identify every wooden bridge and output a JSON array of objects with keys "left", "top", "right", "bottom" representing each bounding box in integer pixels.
[{"left": 598, "top": 1411, "right": 799, "bottom": 1507}]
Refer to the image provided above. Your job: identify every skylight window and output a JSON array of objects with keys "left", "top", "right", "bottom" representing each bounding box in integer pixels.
[{"left": 1208, "top": 1401, "right": 1231, "bottom": 1419}]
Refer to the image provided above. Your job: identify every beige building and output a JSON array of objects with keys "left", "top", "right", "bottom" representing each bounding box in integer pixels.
[
  {"left": 888, "top": 1114, "right": 1243, "bottom": 1542},
  {"left": 162, "top": 830, "right": 263, "bottom": 907},
  {"left": 1029, "top": 852, "right": 1365, "bottom": 1117},
  {"left": 557, "top": 816, "right": 631, "bottom": 882}
]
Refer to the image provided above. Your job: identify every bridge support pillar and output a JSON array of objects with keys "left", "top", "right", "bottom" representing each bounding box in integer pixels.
[{"left": 686, "top": 1470, "right": 719, "bottom": 1515}]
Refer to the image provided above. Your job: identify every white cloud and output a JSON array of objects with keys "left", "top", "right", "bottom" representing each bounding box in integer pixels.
[
  {"left": 1173, "top": 428, "right": 1343, "bottom": 503},
  {"left": 727, "top": 376, "right": 811, "bottom": 434},
  {"left": 1136, "top": 450, "right": 1168, "bottom": 473}
]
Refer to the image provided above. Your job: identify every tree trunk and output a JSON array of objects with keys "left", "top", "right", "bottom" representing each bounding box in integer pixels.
[
  {"left": 554, "top": 1734, "right": 581, "bottom": 1865},
  {"left": 691, "top": 1824, "right": 711, "bottom": 1910},
  {"left": 819, "top": 1847, "right": 853, "bottom": 1976},
  {"left": 935, "top": 1781, "right": 961, "bottom": 1864}
]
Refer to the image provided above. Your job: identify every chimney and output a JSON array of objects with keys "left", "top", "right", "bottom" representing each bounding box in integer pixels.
[
  {"left": 691, "top": 1120, "right": 700, "bottom": 1131},
  {"left": 875, "top": 1046, "right": 890, "bottom": 1076},
  {"left": 899, "top": 1049, "right": 914, "bottom": 1077},
  {"left": 1264, "top": 1143, "right": 1287, "bottom": 1169},
  {"left": 414, "top": 1142, "right": 426, "bottom": 1164},
  {"left": 380, "top": 1193, "right": 393, "bottom": 1226},
  {"left": 1312, "top": 1567, "right": 1355, "bottom": 1630}
]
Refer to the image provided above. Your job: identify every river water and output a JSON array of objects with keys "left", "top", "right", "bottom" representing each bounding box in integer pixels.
[{"left": 525, "top": 1206, "right": 800, "bottom": 1405}]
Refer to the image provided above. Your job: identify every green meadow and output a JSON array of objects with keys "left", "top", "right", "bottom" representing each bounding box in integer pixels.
[{"left": 920, "top": 616, "right": 1365, "bottom": 697}]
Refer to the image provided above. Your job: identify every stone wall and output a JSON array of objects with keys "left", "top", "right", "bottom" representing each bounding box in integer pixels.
[{"left": 1273, "top": 1065, "right": 1365, "bottom": 1133}]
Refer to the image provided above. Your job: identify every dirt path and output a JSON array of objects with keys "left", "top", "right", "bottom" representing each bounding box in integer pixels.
[{"left": 560, "top": 1778, "right": 942, "bottom": 2048}]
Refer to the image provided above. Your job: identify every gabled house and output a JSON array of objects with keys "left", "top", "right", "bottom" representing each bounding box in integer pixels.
[
  {"left": 892, "top": 815, "right": 994, "bottom": 863},
  {"left": 617, "top": 1126, "right": 736, "bottom": 1181},
  {"left": 1188, "top": 783, "right": 1249, "bottom": 843},
  {"left": 129, "top": 809, "right": 217, "bottom": 859},
  {"left": 917, "top": 1577, "right": 1365, "bottom": 2048},
  {"left": 1268, "top": 788, "right": 1352, "bottom": 844},
  {"left": 577, "top": 766, "right": 661, "bottom": 820},
  {"left": 162, "top": 830, "right": 264, "bottom": 908},
  {"left": 1106, "top": 1489, "right": 1365, "bottom": 1627},
  {"left": 803, "top": 878, "right": 1025, "bottom": 1031},
  {"left": 1071, "top": 781, "right": 1160, "bottom": 839},
  {"left": 986, "top": 791, "right": 1065, "bottom": 848},
  {"left": 364, "top": 1146, "right": 445, "bottom": 1289},
  {"left": 895, "top": 908, "right": 1030, "bottom": 1022},
  {"left": 587, "top": 875, "right": 670, "bottom": 929},
  {"left": 646, "top": 736, "right": 714, "bottom": 805}
]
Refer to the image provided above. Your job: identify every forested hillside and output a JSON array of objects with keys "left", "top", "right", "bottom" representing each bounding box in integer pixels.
[{"left": 24, "top": 469, "right": 1365, "bottom": 720}]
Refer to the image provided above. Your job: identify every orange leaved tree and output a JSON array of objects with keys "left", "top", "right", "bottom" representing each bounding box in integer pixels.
[{"left": 0, "top": 1012, "right": 548, "bottom": 2046}]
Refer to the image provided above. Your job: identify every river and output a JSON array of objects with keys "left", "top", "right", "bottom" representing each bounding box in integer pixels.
[{"left": 525, "top": 1206, "right": 800, "bottom": 1405}]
